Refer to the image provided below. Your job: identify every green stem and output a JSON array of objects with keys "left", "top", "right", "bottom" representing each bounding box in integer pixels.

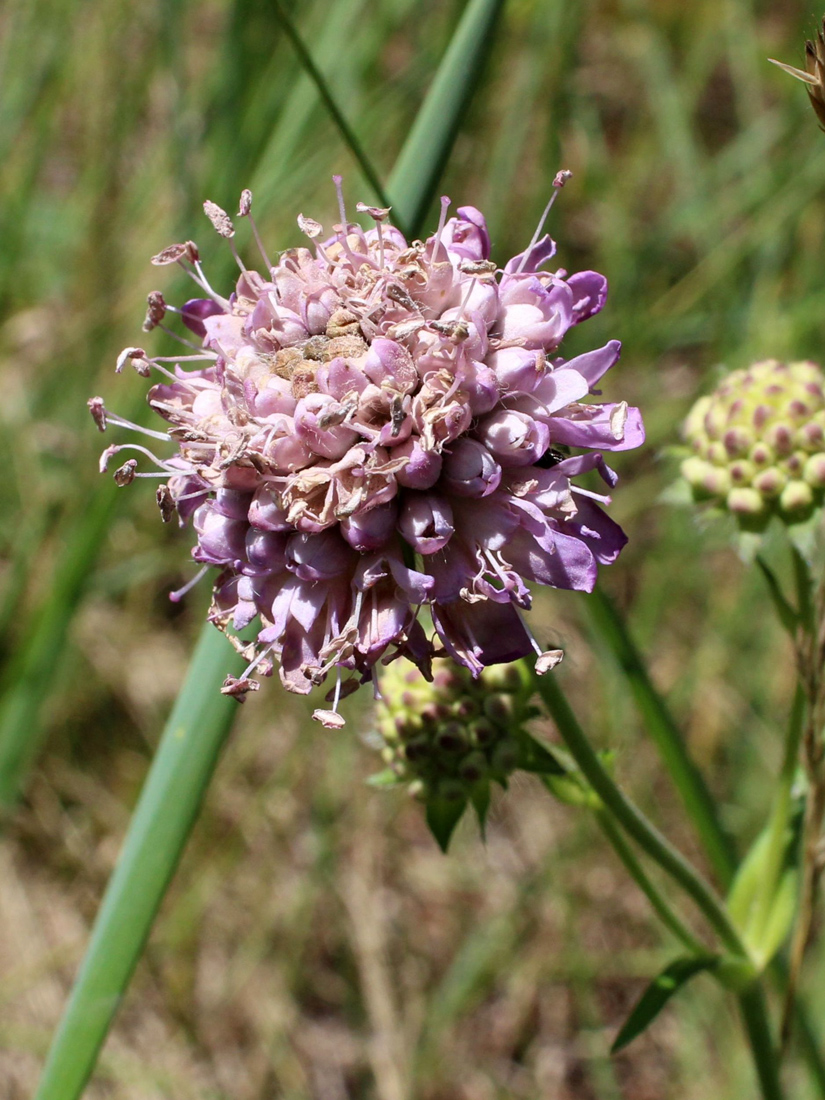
[
  {"left": 739, "top": 984, "right": 785, "bottom": 1100},
  {"left": 594, "top": 806, "right": 705, "bottom": 955},
  {"left": 586, "top": 585, "right": 736, "bottom": 884},
  {"left": 32, "top": 625, "right": 244, "bottom": 1100},
  {"left": 536, "top": 673, "right": 746, "bottom": 958},
  {"left": 747, "top": 686, "right": 804, "bottom": 952}
]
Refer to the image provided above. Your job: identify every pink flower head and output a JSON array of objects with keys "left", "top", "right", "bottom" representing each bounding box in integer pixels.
[{"left": 96, "top": 183, "right": 643, "bottom": 724}]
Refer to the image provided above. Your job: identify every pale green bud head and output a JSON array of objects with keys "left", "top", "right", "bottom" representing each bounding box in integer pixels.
[
  {"left": 373, "top": 657, "right": 537, "bottom": 799},
  {"left": 682, "top": 359, "right": 825, "bottom": 526}
]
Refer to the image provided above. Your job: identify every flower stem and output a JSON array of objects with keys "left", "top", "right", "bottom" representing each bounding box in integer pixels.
[
  {"left": 586, "top": 585, "right": 737, "bottom": 884},
  {"left": 740, "top": 984, "right": 786, "bottom": 1100},
  {"left": 593, "top": 805, "right": 706, "bottom": 955},
  {"left": 536, "top": 673, "right": 746, "bottom": 957},
  {"left": 746, "top": 686, "right": 804, "bottom": 954}
]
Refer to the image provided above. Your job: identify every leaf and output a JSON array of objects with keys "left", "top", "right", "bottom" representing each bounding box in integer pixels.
[
  {"left": 517, "top": 732, "right": 568, "bottom": 775},
  {"left": 426, "top": 794, "right": 469, "bottom": 853},
  {"left": 470, "top": 780, "right": 491, "bottom": 835},
  {"left": 611, "top": 956, "right": 719, "bottom": 1053},
  {"left": 755, "top": 867, "right": 799, "bottom": 968},
  {"left": 754, "top": 555, "right": 799, "bottom": 637}
]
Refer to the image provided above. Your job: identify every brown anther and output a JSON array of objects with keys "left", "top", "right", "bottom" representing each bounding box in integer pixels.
[
  {"left": 390, "top": 393, "right": 406, "bottom": 437},
  {"left": 221, "top": 675, "right": 260, "bottom": 701},
  {"left": 156, "top": 484, "right": 176, "bottom": 522},
  {"left": 458, "top": 259, "right": 497, "bottom": 276},
  {"left": 297, "top": 213, "right": 323, "bottom": 239},
  {"left": 142, "top": 291, "right": 167, "bottom": 332},
  {"left": 204, "top": 200, "right": 235, "bottom": 238},
  {"left": 226, "top": 405, "right": 250, "bottom": 427},
  {"left": 325, "top": 334, "right": 368, "bottom": 360},
  {"left": 116, "top": 346, "right": 147, "bottom": 374},
  {"left": 183, "top": 240, "right": 200, "bottom": 263},
  {"left": 113, "top": 458, "right": 138, "bottom": 486},
  {"left": 386, "top": 283, "right": 417, "bottom": 311},
  {"left": 151, "top": 242, "right": 189, "bottom": 265},
  {"left": 88, "top": 396, "right": 107, "bottom": 432},
  {"left": 326, "top": 308, "right": 361, "bottom": 338},
  {"left": 312, "top": 708, "right": 346, "bottom": 729},
  {"left": 429, "top": 319, "right": 469, "bottom": 341},
  {"left": 355, "top": 201, "right": 391, "bottom": 221},
  {"left": 238, "top": 189, "right": 253, "bottom": 217},
  {"left": 553, "top": 169, "right": 573, "bottom": 188},
  {"left": 386, "top": 319, "right": 425, "bottom": 341},
  {"left": 290, "top": 366, "right": 319, "bottom": 399}
]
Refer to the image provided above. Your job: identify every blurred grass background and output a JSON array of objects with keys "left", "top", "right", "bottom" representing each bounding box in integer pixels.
[{"left": 1, "top": 0, "right": 824, "bottom": 1096}]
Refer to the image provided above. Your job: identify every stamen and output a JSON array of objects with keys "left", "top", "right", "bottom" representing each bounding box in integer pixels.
[
  {"left": 571, "top": 484, "right": 612, "bottom": 505},
  {"left": 193, "top": 261, "right": 231, "bottom": 308},
  {"left": 247, "top": 213, "right": 274, "bottom": 272},
  {"left": 514, "top": 606, "right": 544, "bottom": 657},
  {"left": 229, "top": 237, "right": 248, "bottom": 274},
  {"left": 433, "top": 195, "right": 451, "bottom": 250},
  {"left": 239, "top": 643, "right": 274, "bottom": 681},
  {"left": 169, "top": 566, "right": 209, "bottom": 603},
  {"left": 332, "top": 175, "right": 358, "bottom": 266},
  {"left": 158, "top": 323, "right": 211, "bottom": 353},
  {"left": 103, "top": 413, "right": 170, "bottom": 442},
  {"left": 176, "top": 258, "right": 230, "bottom": 307},
  {"left": 515, "top": 169, "right": 572, "bottom": 275}
]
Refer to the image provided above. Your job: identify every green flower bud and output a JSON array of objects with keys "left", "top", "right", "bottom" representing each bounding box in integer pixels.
[
  {"left": 779, "top": 479, "right": 814, "bottom": 513},
  {"left": 372, "top": 657, "right": 539, "bottom": 800},
  {"left": 727, "top": 487, "right": 765, "bottom": 515},
  {"left": 682, "top": 359, "right": 825, "bottom": 526},
  {"left": 803, "top": 453, "right": 825, "bottom": 488}
]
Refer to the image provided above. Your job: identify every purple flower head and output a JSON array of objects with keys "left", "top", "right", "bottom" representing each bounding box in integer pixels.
[{"left": 96, "top": 183, "right": 643, "bottom": 724}]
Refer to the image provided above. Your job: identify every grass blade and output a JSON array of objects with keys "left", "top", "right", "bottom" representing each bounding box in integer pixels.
[
  {"left": 611, "top": 955, "right": 719, "bottom": 1054},
  {"left": 32, "top": 624, "right": 245, "bottom": 1100},
  {"left": 386, "top": 0, "right": 504, "bottom": 237}
]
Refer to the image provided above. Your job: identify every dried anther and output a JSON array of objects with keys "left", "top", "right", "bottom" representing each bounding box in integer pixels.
[
  {"left": 143, "top": 291, "right": 167, "bottom": 332},
  {"left": 156, "top": 484, "right": 176, "bottom": 522},
  {"left": 151, "top": 241, "right": 199, "bottom": 266},
  {"left": 88, "top": 396, "right": 107, "bottom": 432},
  {"left": 113, "top": 458, "right": 138, "bottom": 486},
  {"left": 203, "top": 200, "right": 235, "bottom": 238},
  {"left": 221, "top": 675, "right": 260, "bottom": 700},
  {"left": 238, "top": 189, "right": 253, "bottom": 217}
]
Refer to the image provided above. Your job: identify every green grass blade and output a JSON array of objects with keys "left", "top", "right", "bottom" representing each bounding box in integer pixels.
[
  {"left": 32, "top": 624, "right": 244, "bottom": 1100},
  {"left": 386, "top": 0, "right": 504, "bottom": 238},
  {"left": 586, "top": 584, "right": 737, "bottom": 885},
  {"left": 270, "top": 0, "right": 391, "bottom": 209}
]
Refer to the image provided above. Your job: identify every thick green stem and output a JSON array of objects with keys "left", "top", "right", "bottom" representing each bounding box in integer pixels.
[
  {"left": 594, "top": 806, "right": 705, "bottom": 955},
  {"left": 537, "top": 673, "right": 746, "bottom": 957},
  {"left": 747, "top": 687, "right": 804, "bottom": 951},
  {"left": 586, "top": 585, "right": 736, "bottom": 884},
  {"left": 740, "top": 984, "right": 785, "bottom": 1100},
  {"left": 33, "top": 625, "right": 244, "bottom": 1100}
]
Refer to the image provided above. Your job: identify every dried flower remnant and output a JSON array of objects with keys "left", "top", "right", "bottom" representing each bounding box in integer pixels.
[
  {"left": 681, "top": 359, "right": 825, "bottom": 524},
  {"left": 770, "top": 18, "right": 825, "bottom": 130},
  {"left": 94, "top": 181, "right": 643, "bottom": 724}
]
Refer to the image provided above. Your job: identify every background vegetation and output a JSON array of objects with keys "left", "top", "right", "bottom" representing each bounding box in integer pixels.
[{"left": 1, "top": 0, "right": 824, "bottom": 1095}]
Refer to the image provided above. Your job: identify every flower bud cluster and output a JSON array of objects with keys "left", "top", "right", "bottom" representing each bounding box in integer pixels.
[
  {"left": 682, "top": 359, "right": 825, "bottom": 524},
  {"left": 375, "top": 658, "right": 535, "bottom": 800}
]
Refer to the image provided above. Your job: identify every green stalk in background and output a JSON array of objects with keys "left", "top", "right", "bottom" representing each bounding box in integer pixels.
[
  {"left": 32, "top": 3, "right": 505, "bottom": 1096},
  {"left": 586, "top": 585, "right": 737, "bottom": 884},
  {"left": 32, "top": 625, "right": 245, "bottom": 1100},
  {"left": 535, "top": 671, "right": 784, "bottom": 1100}
]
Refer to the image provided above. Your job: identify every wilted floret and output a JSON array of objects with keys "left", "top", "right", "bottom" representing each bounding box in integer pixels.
[
  {"left": 681, "top": 359, "right": 825, "bottom": 524},
  {"left": 95, "top": 182, "right": 642, "bottom": 724}
]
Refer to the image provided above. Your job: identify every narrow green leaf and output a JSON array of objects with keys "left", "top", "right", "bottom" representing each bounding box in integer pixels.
[
  {"left": 426, "top": 794, "right": 468, "bottom": 852},
  {"left": 470, "top": 779, "right": 491, "bottom": 834},
  {"left": 611, "top": 956, "right": 719, "bottom": 1053},
  {"left": 755, "top": 555, "right": 799, "bottom": 637},
  {"left": 517, "top": 732, "right": 568, "bottom": 776},
  {"left": 32, "top": 625, "right": 245, "bottom": 1100},
  {"left": 386, "top": 0, "right": 505, "bottom": 238}
]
